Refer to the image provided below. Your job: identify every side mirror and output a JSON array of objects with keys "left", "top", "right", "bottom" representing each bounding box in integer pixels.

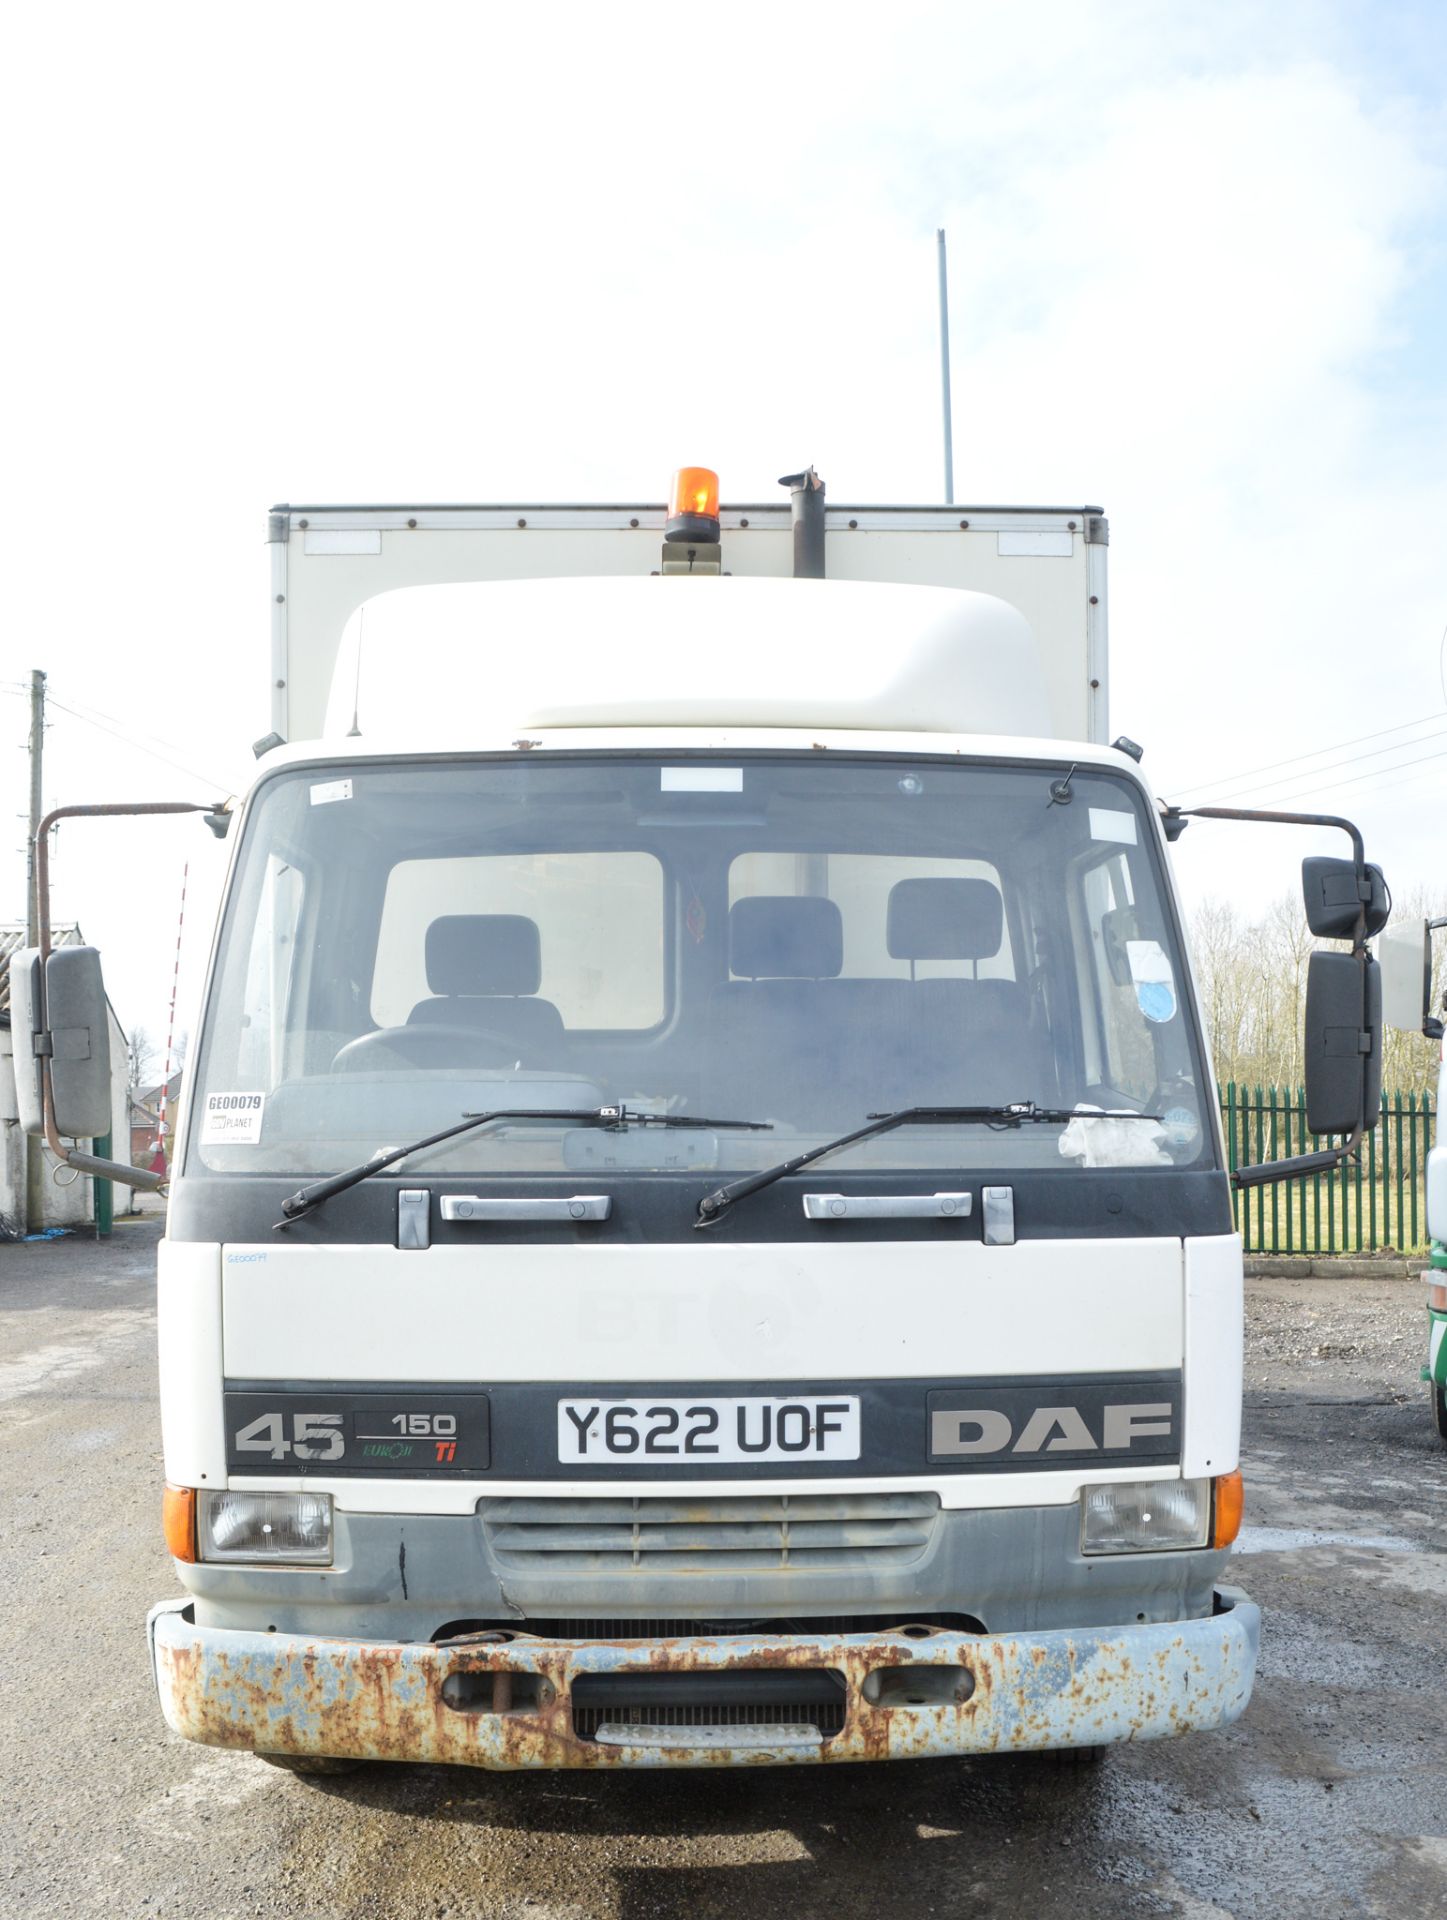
[
  {"left": 1301, "top": 857, "right": 1389, "bottom": 940},
  {"left": 1098, "top": 905, "right": 1141, "bottom": 987},
  {"left": 1304, "top": 950, "right": 1382, "bottom": 1137},
  {"left": 7, "top": 944, "right": 113, "bottom": 1140},
  {"left": 1378, "top": 918, "right": 1433, "bottom": 1034}
]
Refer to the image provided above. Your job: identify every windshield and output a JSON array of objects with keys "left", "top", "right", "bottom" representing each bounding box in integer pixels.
[{"left": 188, "top": 753, "right": 1216, "bottom": 1179}]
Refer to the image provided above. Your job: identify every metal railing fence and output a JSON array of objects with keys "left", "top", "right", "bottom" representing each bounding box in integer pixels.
[{"left": 1219, "top": 1083, "right": 1436, "bottom": 1256}]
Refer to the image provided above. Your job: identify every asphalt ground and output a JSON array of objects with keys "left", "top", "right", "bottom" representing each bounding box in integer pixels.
[{"left": 1, "top": 1221, "right": 1444, "bottom": 1920}]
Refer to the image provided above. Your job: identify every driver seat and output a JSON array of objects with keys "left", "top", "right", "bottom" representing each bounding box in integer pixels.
[{"left": 407, "top": 914, "right": 566, "bottom": 1063}]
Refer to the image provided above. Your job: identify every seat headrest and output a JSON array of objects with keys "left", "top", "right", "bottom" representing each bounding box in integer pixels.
[
  {"left": 730, "top": 896, "right": 843, "bottom": 979},
  {"left": 425, "top": 915, "right": 542, "bottom": 996},
  {"left": 887, "top": 877, "right": 1003, "bottom": 962}
]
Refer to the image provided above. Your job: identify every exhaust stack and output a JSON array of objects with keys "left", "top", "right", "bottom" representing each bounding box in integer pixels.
[{"left": 779, "top": 467, "right": 826, "bottom": 579}]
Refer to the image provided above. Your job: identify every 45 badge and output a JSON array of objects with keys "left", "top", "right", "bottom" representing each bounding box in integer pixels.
[{"left": 223, "top": 1391, "right": 490, "bottom": 1474}]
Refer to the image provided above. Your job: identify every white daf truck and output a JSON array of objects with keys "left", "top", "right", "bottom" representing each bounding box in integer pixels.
[{"left": 13, "top": 470, "right": 1392, "bottom": 1770}]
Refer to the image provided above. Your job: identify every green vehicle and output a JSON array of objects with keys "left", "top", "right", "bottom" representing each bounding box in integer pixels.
[
  {"left": 1429, "top": 1240, "right": 1446, "bottom": 1443},
  {"left": 1381, "top": 914, "right": 1446, "bottom": 1442}
]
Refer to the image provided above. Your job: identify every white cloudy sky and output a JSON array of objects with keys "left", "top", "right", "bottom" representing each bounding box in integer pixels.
[{"left": 3, "top": 0, "right": 1445, "bottom": 1047}]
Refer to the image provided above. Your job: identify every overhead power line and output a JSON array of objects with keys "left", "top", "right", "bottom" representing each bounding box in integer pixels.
[
  {"left": 1174, "top": 709, "right": 1447, "bottom": 802},
  {"left": 51, "top": 686, "right": 230, "bottom": 776},
  {"left": 46, "top": 695, "right": 228, "bottom": 792},
  {"left": 1249, "top": 743, "right": 1447, "bottom": 809},
  {"left": 1206, "top": 722, "right": 1447, "bottom": 808},
  {"left": 1320, "top": 759, "right": 1447, "bottom": 807}
]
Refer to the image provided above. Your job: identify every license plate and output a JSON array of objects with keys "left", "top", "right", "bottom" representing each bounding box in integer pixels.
[{"left": 557, "top": 1395, "right": 861, "bottom": 1464}]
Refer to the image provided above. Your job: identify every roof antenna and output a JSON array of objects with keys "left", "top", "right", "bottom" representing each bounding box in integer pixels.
[
  {"left": 347, "top": 607, "right": 364, "bottom": 738},
  {"left": 937, "top": 228, "right": 955, "bottom": 505}
]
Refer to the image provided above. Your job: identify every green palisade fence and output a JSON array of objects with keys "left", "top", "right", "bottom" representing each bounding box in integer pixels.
[{"left": 1219, "top": 1083, "right": 1436, "bottom": 1256}]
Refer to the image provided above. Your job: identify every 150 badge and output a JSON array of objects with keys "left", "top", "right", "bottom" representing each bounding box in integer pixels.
[{"left": 223, "top": 1392, "right": 490, "bottom": 1474}]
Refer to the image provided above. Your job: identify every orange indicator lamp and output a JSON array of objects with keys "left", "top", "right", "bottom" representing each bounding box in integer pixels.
[
  {"left": 163, "top": 1482, "right": 198, "bottom": 1563},
  {"left": 1211, "top": 1470, "right": 1244, "bottom": 1549}
]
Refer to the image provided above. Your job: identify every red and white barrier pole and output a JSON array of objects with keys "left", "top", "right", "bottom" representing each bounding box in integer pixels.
[{"left": 153, "top": 862, "right": 188, "bottom": 1173}]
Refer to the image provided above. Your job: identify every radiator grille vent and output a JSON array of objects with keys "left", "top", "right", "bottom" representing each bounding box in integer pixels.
[
  {"left": 481, "top": 1492, "right": 941, "bottom": 1574},
  {"left": 570, "top": 1668, "right": 848, "bottom": 1742},
  {"left": 572, "top": 1699, "right": 847, "bottom": 1741}
]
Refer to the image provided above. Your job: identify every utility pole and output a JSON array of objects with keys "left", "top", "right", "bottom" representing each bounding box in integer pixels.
[
  {"left": 937, "top": 228, "right": 955, "bottom": 506},
  {"left": 25, "top": 669, "right": 46, "bottom": 1231}
]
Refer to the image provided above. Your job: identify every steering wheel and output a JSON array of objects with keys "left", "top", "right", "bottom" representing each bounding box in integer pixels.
[{"left": 331, "top": 1024, "right": 524, "bottom": 1073}]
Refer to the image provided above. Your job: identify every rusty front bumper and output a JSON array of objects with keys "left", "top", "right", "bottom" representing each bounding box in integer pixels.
[{"left": 148, "top": 1590, "right": 1259, "bottom": 1769}]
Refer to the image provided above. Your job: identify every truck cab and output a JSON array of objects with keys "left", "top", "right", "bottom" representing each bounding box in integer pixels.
[{"left": 136, "top": 502, "right": 1263, "bottom": 1768}]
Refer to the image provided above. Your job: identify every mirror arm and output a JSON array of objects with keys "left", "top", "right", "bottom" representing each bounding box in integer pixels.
[
  {"left": 1162, "top": 803, "right": 1370, "bottom": 952},
  {"left": 1233, "top": 1122, "right": 1365, "bottom": 1191},
  {"left": 33, "top": 799, "right": 230, "bottom": 1189},
  {"left": 35, "top": 801, "right": 231, "bottom": 963},
  {"left": 36, "top": 1060, "right": 166, "bottom": 1192},
  {"left": 1164, "top": 804, "right": 1384, "bottom": 1181}
]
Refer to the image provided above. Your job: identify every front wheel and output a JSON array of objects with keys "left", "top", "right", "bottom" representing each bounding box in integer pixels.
[
  {"left": 256, "top": 1753, "right": 365, "bottom": 1777},
  {"left": 1433, "top": 1379, "right": 1447, "bottom": 1444}
]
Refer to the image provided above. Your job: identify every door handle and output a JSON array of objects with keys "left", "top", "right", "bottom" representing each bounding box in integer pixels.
[
  {"left": 801, "top": 1193, "right": 972, "bottom": 1220},
  {"left": 439, "top": 1195, "right": 611, "bottom": 1222}
]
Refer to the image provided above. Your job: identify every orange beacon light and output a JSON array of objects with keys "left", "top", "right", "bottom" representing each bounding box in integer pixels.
[{"left": 665, "top": 467, "right": 721, "bottom": 544}]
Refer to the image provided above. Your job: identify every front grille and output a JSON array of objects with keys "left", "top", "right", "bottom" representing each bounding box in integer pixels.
[
  {"left": 481, "top": 1492, "right": 941, "bottom": 1574},
  {"left": 435, "top": 1612, "right": 984, "bottom": 1643}
]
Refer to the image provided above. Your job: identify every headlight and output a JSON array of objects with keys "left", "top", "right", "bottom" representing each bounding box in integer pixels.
[
  {"left": 199, "top": 1490, "right": 333, "bottom": 1565},
  {"left": 1080, "top": 1477, "right": 1209, "bottom": 1554}
]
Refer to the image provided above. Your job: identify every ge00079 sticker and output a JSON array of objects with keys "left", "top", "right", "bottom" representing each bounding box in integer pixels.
[{"left": 200, "top": 1091, "right": 266, "bottom": 1145}]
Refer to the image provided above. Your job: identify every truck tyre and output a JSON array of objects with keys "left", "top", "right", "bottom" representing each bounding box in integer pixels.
[
  {"left": 1433, "top": 1379, "right": 1447, "bottom": 1444},
  {"left": 256, "top": 1753, "right": 365, "bottom": 1777}
]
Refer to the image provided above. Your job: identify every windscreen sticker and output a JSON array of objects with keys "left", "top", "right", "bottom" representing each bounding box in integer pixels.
[
  {"left": 1127, "top": 940, "right": 1177, "bottom": 1022},
  {"left": 661, "top": 768, "right": 743, "bottom": 792},
  {"left": 200, "top": 1091, "right": 266, "bottom": 1145},
  {"left": 1162, "top": 1105, "right": 1200, "bottom": 1150},
  {"left": 310, "top": 778, "right": 353, "bottom": 806},
  {"left": 1089, "top": 807, "right": 1138, "bottom": 845}
]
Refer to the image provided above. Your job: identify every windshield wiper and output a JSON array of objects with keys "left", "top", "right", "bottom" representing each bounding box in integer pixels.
[
  {"left": 275, "top": 1105, "right": 772, "bottom": 1228},
  {"left": 694, "top": 1102, "right": 1157, "bottom": 1228}
]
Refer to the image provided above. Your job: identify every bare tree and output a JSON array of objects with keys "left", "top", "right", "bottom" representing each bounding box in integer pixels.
[
  {"left": 1191, "top": 899, "right": 1253, "bottom": 1086},
  {"left": 127, "top": 1025, "right": 159, "bottom": 1092},
  {"left": 1192, "top": 889, "right": 1444, "bottom": 1099}
]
